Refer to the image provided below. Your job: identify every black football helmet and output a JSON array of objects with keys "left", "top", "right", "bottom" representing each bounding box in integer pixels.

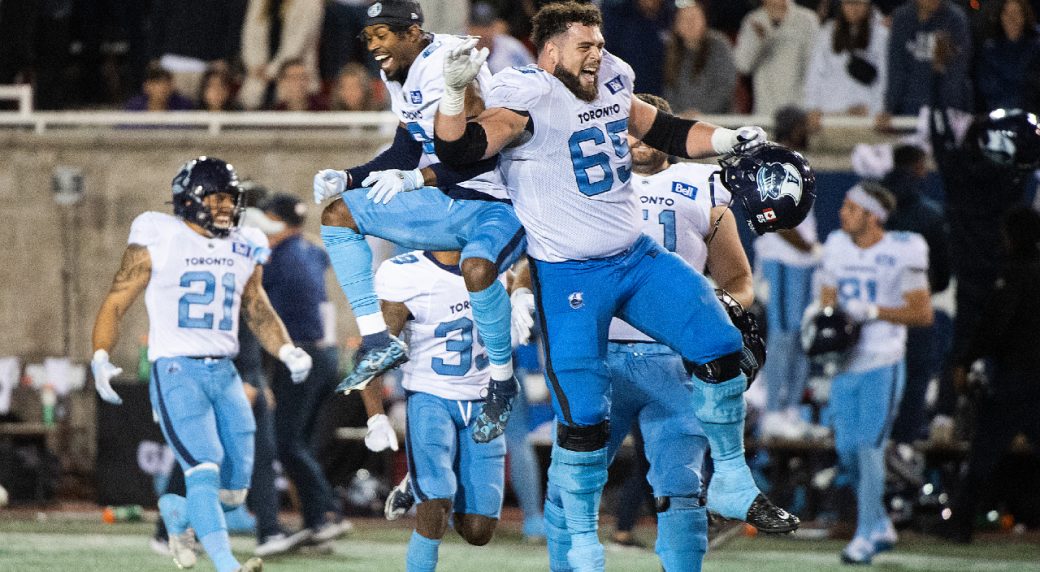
[
  {"left": 171, "top": 156, "right": 242, "bottom": 237},
  {"left": 715, "top": 289, "right": 766, "bottom": 387},
  {"left": 969, "top": 109, "right": 1040, "bottom": 170},
  {"left": 800, "top": 304, "right": 860, "bottom": 364},
  {"left": 719, "top": 143, "right": 816, "bottom": 235}
]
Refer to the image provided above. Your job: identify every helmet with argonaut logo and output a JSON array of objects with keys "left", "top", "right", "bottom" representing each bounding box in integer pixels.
[
  {"left": 171, "top": 156, "right": 242, "bottom": 237},
  {"left": 969, "top": 108, "right": 1040, "bottom": 170},
  {"left": 719, "top": 143, "right": 816, "bottom": 235}
]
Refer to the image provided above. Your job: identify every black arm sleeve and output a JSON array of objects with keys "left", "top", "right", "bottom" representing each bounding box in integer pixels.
[
  {"left": 640, "top": 111, "right": 698, "bottom": 159},
  {"left": 434, "top": 122, "right": 489, "bottom": 168},
  {"left": 428, "top": 157, "right": 499, "bottom": 189},
  {"left": 346, "top": 125, "right": 424, "bottom": 187}
]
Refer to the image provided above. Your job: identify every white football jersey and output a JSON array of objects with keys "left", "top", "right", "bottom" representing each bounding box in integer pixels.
[
  {"left": 383, "top": 33, "right": 508, "bottom": 200},
  {"left": 820, "top": 230, "right": 930, "bottom": 371},
  {"left": 609, "top": 162, "right": 731, "bottom": 341},
  {"left": 486, "top": 52, "right": 640, "bottom": 262},
  {"left": 375, "top": 251, "right": 503, "bottom": 401},
  {"left": 130, "top": 212, "right": 270, "bottom": 361}
]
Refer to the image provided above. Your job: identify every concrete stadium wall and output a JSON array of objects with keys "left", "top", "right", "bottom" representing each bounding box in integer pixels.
[{"left": 0, "top": 127, "right": 891, "bottom": 367}]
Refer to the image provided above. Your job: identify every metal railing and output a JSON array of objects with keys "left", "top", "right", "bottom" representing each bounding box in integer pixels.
[{"left": 0, "top": 85, "right": 33, "bottom": 115}]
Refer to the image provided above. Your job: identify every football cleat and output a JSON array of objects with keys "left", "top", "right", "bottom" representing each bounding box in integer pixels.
[
  {"left": 840, "top": 536, "right": 876, "bottom": 565},
  {"left": 744, "top": 494, "right": 801, "bottom": 534},
  {"left": 237, "top": 556, "right": 264, "bottom": 572},
  {"left": 336, "top": 335, "right": 409, "bottom": 394},
  {"left": 385, "top": 475, "right": 415, "bottom": 521},
  {"left": 472, "top": 376, "right": 519, "bottom": 443},
  {"left": 168, "top": 530, "right": 198, "bottom": 569},
  {"left": 870, "top": 521, "right": 898, "bottom": 553}
]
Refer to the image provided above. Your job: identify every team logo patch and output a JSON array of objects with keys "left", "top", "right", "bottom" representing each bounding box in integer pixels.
[
  {"left": 605, "top": 75, "right": 624, "bottom": 95},
  {"left": 409, "top": 90, "right": 423, "bottom": 104},
  {"left": 756, "top": 162, "right": 803, "bottom": 202},
  {"left": 671, "top": 181, "right": 698, "bottom": 200},
  {"left": 367, "top": 2, "right": 382, "bottom": 17},
  {"left": 568, "top": 291, "right": 584, "bottom": 310},
  {"left": 232, "top": 242, "right": 252, "bottom": 258}
]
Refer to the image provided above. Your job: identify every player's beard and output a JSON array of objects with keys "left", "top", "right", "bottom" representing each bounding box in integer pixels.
[{"left": 554, "top": 66, "right": 598, "bottom": 102}]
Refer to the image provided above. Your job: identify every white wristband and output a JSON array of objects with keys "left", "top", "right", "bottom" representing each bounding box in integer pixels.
[
  {"left": 440, "top": 86, "right": 466, "bottom": 117},
  {"left": 277, "top": 343, "right": 294, "bottom": 362},
  {"left": 93, "top": 349, "right": 110, "bottom": 362},
  {"left": 710, "top": 127, "right": 737, "bottom": 155}
]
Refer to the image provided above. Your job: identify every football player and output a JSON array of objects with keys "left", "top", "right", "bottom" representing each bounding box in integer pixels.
[
  {"left": 313, "top": 0, "right": 523, "bottom": 442},
  {"left": 433, "top": 3, "right": 807, "bottom": 569},
  {"left": 816, "top": 181, "right": 933, "bottom": 564},
  {"left": 90, "top": 157, "right": 312, "bottom": 572},
  {"left": 370, "top": 250, "right": 510, "bottom": 571}
]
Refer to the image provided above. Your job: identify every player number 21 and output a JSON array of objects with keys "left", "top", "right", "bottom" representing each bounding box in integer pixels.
[
  {"left": 568, "top": 118, "right": 631, "bottom": 196},
  {"left": 178, "top": 271, "right": 236, "bottom": 331}
]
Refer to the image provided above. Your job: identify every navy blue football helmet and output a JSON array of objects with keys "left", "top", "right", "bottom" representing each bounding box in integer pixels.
[
  {"left": 171, "top": 156, "right": 242, "bottom": 237},
  {"left": 969, "top": 109, "right": 1040, "bottom": 170},
  {"left": 719, "top": 143, "right": 816, "bottom": 235}
]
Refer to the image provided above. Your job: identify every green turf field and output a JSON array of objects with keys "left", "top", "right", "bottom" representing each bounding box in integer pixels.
[{"left": 0, "top": 517, "right": 1038, "bottom": 571}]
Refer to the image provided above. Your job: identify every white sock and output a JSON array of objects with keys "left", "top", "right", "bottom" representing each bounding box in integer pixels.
[
  {"left": 489, "top": 362, "right": 514, "bottom": 382},
  {"left": 357, "top": 313, "right": 388, "bottom": 337}
]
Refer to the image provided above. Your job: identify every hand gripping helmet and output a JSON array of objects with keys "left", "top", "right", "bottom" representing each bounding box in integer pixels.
[
  {"left": 969, "top": 108, "right": 1040, "bottom": 170},
  {"left": 800, "top": 304, "right": 860, "bottom": 367},
  {"left": 715, "top": 289, "right": 766, "bottom": 387},
  {"left": 171, "top": 156, "right": 242, "bottom": 237},
  {"left": 719, "top": 143, "right": 816, "bottom": 235}
]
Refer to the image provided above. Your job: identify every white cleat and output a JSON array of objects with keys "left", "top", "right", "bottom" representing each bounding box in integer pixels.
[{"left": 168, "top": 529, "right": 198, "bottom": 569}]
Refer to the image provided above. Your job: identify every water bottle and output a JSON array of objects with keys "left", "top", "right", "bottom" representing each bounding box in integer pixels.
[
  {"left": 41, "top": 385, "right": 57, "bottom": 427},
  {"left": 102, "top": 504, "right": 143, "bottom": 523}
]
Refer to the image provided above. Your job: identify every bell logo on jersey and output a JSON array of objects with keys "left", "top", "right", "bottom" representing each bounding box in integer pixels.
[
  {"left": 232, "top": 242, "right": 252, "bottom": 258},
  {"left": 368, "top": 2, "right": 382, "bottom": 17},
  {"left": 568, "top": 291, "right": 584, "bottom": 310},
  {"left": 409, "top": 90, "right": 423, "bottom": 104},
  {"left": 605, "top": 75, "right": 624, "bottom": 95},
  {"left": 671, "top": 181, "right": 698, "bottom": 200},
  {"left": 756, "top": 162, "right": 803, "bottom": 203}
]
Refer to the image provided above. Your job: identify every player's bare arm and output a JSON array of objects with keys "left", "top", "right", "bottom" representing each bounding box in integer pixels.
[
  {"left": 820, "top": 285, "right": 932, "bottom": 327},
  {"left": 240, "top": 266, "right": 294, "bottom": 356},
  {"left": 820, "top": 286, "right": 838, "bottom": 308},
  {"left": 705, "top": 207, "right": 754, "bottom": 308},
  {"left": 92, "top": 244, "right": 152, "bottom": 353}
]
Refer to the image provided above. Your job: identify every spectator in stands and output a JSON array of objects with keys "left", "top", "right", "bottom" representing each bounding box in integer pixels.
[
  {"left": 197, "top": 68, "right": 243, "bottom": 112},
  {"left": 321, "top": 0, "right": 374, "bottom": 82},
  {"left": 804, "top": 0, "right": 888, "bottom": 132},
  {"left": 945, "top": 207, "right": 1040, "bottom": 543},
  {"left": 882, "top": 145, "right": 951, "bottom": 451},
  {"left": 468, "top": 2, "right": 534, "bottom": 74},
  {"left": 877, "top": 0, "right": 971, "bottom": 129},
  {"left": 330, "top": 63, "right": 381, "bottom": 111},
  {"left": 975, "top": 0, "right": 1040, "bottom": 113},
  {"left": 603, "top": 0, "right": 675, "bottom": 95},
  {"left": 125, "top": 64, "right": 194, "bottom": 111},
  {"left": 754, "top": 106, "right": 821, "bottom": 438},
  {"left": 662, "top": 0, "right": 737, "bottom": 116},
  {"left": 259, "top": 193, "right": 351, "bottom": 549},
  {"left": 734, "top": 0, "right": 819, "bottom": 117},
  {"left": 239, "top": 0, "right": 324, "bottom": 110},
  {"left": 487, "top": 0, "right": 538, "bottom": 50},
  {"left": 148, "top": 1, "right": 247, "bottom": 104},
  {"left": 267, "top": 59, "right": 329, "bottom": 111}
]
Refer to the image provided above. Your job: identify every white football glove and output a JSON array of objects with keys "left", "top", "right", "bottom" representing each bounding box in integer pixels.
[
  {"left": 842, "top": 299, "right": 880, "bottom": 323},
  {"left": 278, "top": 344, "right": 313, "bottom": 383},
  {"left": 91, "top": 349, "right": 123, "bottom": 405},
  {"left": 365, "top": 413, "right": 399, "bottom": 452},
  {"left": 711, "top": 125, "right": 768, "bottom": 155},
  {"left": 510, "top": 287, "right": 536, "bottom": 347},
  {"left": 363, "top": 168, "right": 424, "bottom": 204},
  {"left": 442, "top": 37, "right": 488, "bottom": 116},
  {"left": 313, "top": 169, "right": 349, "bottom": 204}
]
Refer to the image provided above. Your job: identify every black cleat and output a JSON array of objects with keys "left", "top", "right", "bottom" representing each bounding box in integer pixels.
[
  {"left": 472, "top": 376, "right": 519, "bottom": 443},
  {"left": 745, "top": 494, "right": 800, "bottom": 533}
]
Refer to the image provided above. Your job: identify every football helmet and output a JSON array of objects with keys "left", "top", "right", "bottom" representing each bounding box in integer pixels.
[
  {"left": 719, "top": 143, "right": 816, "bottom": 235},
  {"left": 171, "top": 156, "right": 242, "bottom": 237},
  {"left": 715, "top": 289, "right": 766, "bottom": 386},
  {"left": 800, "top": 304, "right": 859, "bottom": 366},
  {"left": 969, "top": 108, "right": 1040, "bottom": 170}
]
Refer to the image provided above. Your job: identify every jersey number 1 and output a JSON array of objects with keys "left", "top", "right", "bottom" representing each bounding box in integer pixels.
[
  {"left": 568, "top": 118, "right": 631, "bottom": 196},
  {"left": 179, "top": 271, "right": 236, "bottom": 331}
]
